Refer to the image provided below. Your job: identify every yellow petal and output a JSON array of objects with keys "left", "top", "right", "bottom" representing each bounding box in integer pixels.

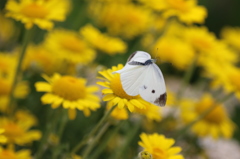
[
  {"left": 35, "top": 82, "right": 51, "bottom": 92},
  {"left": 102, "top": 88, "right": 113, "bottom": 94},
  {"left": 68, "top": 109, "right": 77, "bottom": 120},
  {"left": 103, "top": 94, "right": 115, "bottom": 101}
]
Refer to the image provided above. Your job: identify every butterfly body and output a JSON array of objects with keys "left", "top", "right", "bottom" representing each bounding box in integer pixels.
[{"left": 114, "top": 51, "right": 167, "bottom": 106}]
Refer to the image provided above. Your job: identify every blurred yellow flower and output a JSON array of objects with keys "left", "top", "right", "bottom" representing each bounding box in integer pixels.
[
  {"left": 0, "top": 147, "right": 31, "bottom": 159},
  {"left": 80, "top": 24, "right": 127, "bottom": 55},
  {"left": 153, "top": 36, "right": 195, "bottom": 70},
  {"left": 107, "top": 102, "right": 129, "bottom": 120},
  {"left": 0, "top": 110, "right": 41, "bottom": 145},
  {"left": 183, "top": 26, "right": 218, "bottom": 54},
  {"left": 0, "top": 53, "right": 17, "bottom": 78},
  {"left": 163, "top": 0, "right": 207, "bottom": 24},
  {"left": 97, "top": 64, "right": 150, "bottom": 112},
  {"left": 23, "top": 44, "right": 60, "bottom": 75},
  {"left": 134, "top": 104, "right": 162, "bottom": 122},
  {"left": 89, "top": 1, "right": 152, "bottom": 39},
  {"left": 140, "top": 0, "right": 207, "bottom": 24},
  {"left": 221, "top": 26, "right": 240, "bottom": 51},
  {"left": 138, "top": 133, "right": 184, "bottom": 159},
  {"left": 0, "top": 13, "right": 17, "bottom": 48},
  {"left": 180, "top": 94, "right": 235, "bottom": 139},
  {"left": 5, "top": 0, "right": 70, "bottom": 30},
  {"left": 35, "top": 73, "right": 100, "bottom": 119},
  {"left": 44, "top": 29, "right": 96, "bottom": 64},
  {"left": 0, "top": 129, "right": 7, "bottom": 143}
]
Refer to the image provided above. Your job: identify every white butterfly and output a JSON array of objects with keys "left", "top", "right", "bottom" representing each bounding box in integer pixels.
[{"left": 114, "top": 51, "right": 167, "bottom": 106}]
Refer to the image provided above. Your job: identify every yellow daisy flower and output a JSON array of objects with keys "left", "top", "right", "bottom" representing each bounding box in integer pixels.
[
  {"left": 138, "top": 133, "right": 184, "bottom": 159},
  {"left": 97, "top": 64, "right": 150, "bottom": 112},
  {"left": 5, "top": 0, "right": 71, "bottom": 30},
  {"left": 163, "top": 0, "right": 207, "bottom": 24},
  {"left": 89, "top": 1, "right": 152, "bottom": 39},
  {"left": 0, "top": 110, "right": 42, "bottom": 145},
  {"left": 0, "top": 129, "right": 7, "bottom": 143},
  {"left": 23, "top": 44, "right": 60, "bottom": 75},
  {"left": 0, "top": 13, "right": 16, "bottom": 48},
  {"left": 153, "top": 36, "right": 195, "bottom": 70},
  {"left": 0, "top": 52, "right": 17, "bottom": 78},
  {"left": 134, "top": 104, "right": 162, "bottom": 122},
  {"left": 180, "top": 94, "right": 235, "bottom": 139},
  {"left": 221, "top": 26, "right": 240, "bottom": 51},
  {"left": 107, "top": 102, "right": 129, "bottom": 120},
  {"left": 140, "top": 0, "right": 207, "bottom": 24},
  {"left": 0, "top": 147, "right": 31, "bottom": 159},
  {"left": 44, "top": 29, "right": 96, "bottom": 64},
  {"left": 35, "top": 73, "right": 100, "bottom": 119},
  {"left": 80, "top": 24, "right": 127, "bottom": 55}
]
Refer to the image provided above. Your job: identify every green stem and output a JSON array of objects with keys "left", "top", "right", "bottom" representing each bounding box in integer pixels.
[
  {"left": 8, "top": 28, "right": 33, "bottom": 112},
  {"left": 52, "top": 108, "right": 69, "bottom": 159},
  {"left": 71, "top": 105, "right": 117, "bottom": 155},
  {"left": 82, "top": 121, "right": 110, "bottom": 159},
  {"left": 89, "top": 121, "right": 125, "bottom": 159},
  {"left": 111, "top": 120, "right": 142, "bottom": 159},
  {"left": 175, "top": 92, "right": 234, "bottom": 139},
  {"left": 35, "top": 107, "right": 61, "bottom": 159},
  {"left": 176, "top": 56, "right": 198, "bottom": 101}
]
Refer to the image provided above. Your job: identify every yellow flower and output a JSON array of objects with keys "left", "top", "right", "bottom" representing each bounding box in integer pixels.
[
  {"left": 89, "top": 1, "right": 152, "bottom": 39},
  {"left": 107, "top": 102, "right": 129, "bottom": 120},
  {"left": 138, "top": 133, "right": 184, "bottom": 159},
  {"left": 140, "top": 0, "right": 207, "bottom": 24},
  {"left": 183, "top": 26, "right": 218, "bottom": 54},
  {"left": 0, "top": 13, "right": 17, "bottom": 47},
  {"left": 44, "top": 29, "right": 96, "bottom": 64},
  {"left": 164, "top": 0, "right": 207, "bottom": 24},
  {"left": 80, "top": 24, "right": 127, "bottom": 55},
  {"left": 153, "top": 36, "right": 195, "bottom": 70},
  {"left": 5, "top": 0, "right": 70, "bottom": 30},
  {"left": 0, "top": 147, "right": 31, "bottom": 159},
  {"left": 23, "top": 44, "right": 60, "bottom": 75},
  {"left": 0, "top": 110, "right": 42, "bottom": 145},
  {"left": 221, "top": 26, "right": 240, "bottom": 51},
  {"left": 138, "top": 151, "right": 153, "bottom": 159},
  {"left": 0, "top": 52, "right": 17, "bottom": 78},
  {"left": 97, "top": 64, "right": 150, "bottom": 112},
  {"left": 35, "top": 73, "right": 100, "bottom": 119},
  {"left": 180, "top": 94, "right": 235, "bottom": 139},
  {"left": 0, "top": 129, "right": 7, "bottom": 143},
  {"left": 134, "top": 104, "right": 162, "bottom": 122}
]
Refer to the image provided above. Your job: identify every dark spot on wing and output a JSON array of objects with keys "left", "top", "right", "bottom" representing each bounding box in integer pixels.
[
  {"left": 154, "top": 92, "right": 167, "bottom": 106},
  {"left": 143, "top": 85, "right": 147, "bottom": 89},
  {"left": 127, "top": 51, "right": 137, "bottom": 62},
  {"left": 152, "top": 90, "right": 155, "bottom": 93}
]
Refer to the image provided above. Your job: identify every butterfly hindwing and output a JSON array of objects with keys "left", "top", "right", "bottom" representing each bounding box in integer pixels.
[{"left": 139, "top": 63, "right": 166, "bottom": 106}]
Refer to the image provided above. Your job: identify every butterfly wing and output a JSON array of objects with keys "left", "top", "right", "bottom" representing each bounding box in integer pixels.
[
  {"left": 114, "top": 64, "right": 148, "bottom": 96},
  {"left": 139, "top": 63, "right": 167, "bottom": 106},
  {"left": 113, "top": 51, "right": 151, "bottom": 96}
]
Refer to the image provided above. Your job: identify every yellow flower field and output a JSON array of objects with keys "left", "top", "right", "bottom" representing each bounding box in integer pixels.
[{"left": 1, "top": 0, "right": 240, "bottom": 159}]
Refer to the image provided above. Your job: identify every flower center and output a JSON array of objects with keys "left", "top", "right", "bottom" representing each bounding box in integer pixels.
[
  {"left": 191, "top": 38, "right": 212, "bottom": 51},
  {"left": 21, "top": 3, "right": 49, "bottom": 19},
  {"left": 52, "top": 76, "right": 86, "bottom": 101},
  {"left": 0, "top": 79, "right": 11, "bottom": 96},
  {"left": 0, "top": 150, "right": 18, "bottom": 159},
  {"left": 3, "top": 122, "right": 25, "bottom": 140},
  {"left": 152, "top": 147, "right": 167, "bottom": 159},
  {"left": 195, "top": 98, "right": 226, "bottom": 124},
  {"left": 60, "top": 36, "right": 85, "bottom": 52},
  {"left": 110, "top": 74, "right": 138, "bottom": 100}
]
